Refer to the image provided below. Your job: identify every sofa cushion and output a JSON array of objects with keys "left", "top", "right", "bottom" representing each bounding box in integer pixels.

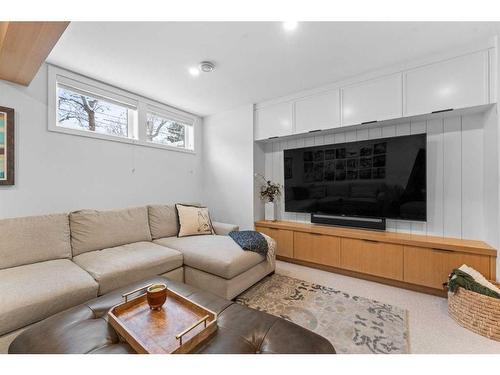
[
  {"left": 148, "top": 204, "right": 179, "bottom": 240},
  {"left": 154, "top": 235, "right": 265, "bottom": 279},
  {"left": 0, "top": 213, "right": 71, "bottom": 270},
  {"left": 0, "top": 259, "right": 98, "bottom": 335},
  {"left": 70, "top": 206, "right": 152, "bottom": 256},
  {"left": 73, "top": 242, "right": 183, "bottom": 295}
]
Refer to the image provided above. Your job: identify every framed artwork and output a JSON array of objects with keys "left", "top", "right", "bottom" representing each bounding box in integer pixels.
[{"left": 0, "top": 106, "right": 14, "bottom": 185}]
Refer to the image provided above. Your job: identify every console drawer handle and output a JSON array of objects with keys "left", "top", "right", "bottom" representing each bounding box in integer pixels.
[
  {"left": 362, "top": 239, "right": 379, "bottom": 243},
  {"left": 432, "top": 248, "right": 453, "bottom": 253}
]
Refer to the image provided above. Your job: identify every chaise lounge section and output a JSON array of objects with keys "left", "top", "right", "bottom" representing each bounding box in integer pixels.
[{"left": 149, "top": 204, "right": 274, "bottom": 299}]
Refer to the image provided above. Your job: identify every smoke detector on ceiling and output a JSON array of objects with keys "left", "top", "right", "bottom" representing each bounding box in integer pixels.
[{"left": 199, "top": 61, "right": 216, "bottom": 73}]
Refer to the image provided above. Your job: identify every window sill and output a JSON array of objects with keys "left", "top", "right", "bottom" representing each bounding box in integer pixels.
[{"left": 48, "top": 125, "right": 196, "bottom": 155}]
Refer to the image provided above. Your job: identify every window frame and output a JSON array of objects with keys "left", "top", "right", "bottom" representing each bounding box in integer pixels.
[{"left": 48, "top": 65, "right": 199, "bottom": 154}]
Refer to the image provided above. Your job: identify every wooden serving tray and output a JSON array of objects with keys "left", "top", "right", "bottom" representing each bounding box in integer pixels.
[{"left": 108, "top": 285, "right": 217, "bottom": 354}]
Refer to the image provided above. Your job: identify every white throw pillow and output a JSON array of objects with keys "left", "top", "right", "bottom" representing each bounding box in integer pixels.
[{"left": 175, "top": 204, "right": 215, "bottom": 237}]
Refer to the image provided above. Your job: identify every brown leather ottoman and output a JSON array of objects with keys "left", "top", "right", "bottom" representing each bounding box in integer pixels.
[{"left": 9, "top": 276, "right": 335, "bottom": 354}]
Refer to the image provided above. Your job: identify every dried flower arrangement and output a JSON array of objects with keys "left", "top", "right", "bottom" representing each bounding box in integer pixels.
[{"left": 255, "top": 174, "right": 282, "bottom": 203}]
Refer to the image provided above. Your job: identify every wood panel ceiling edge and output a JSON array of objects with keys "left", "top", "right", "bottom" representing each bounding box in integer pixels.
[{"left": 0, "top": 21, "right": 69, "bottom": 86}]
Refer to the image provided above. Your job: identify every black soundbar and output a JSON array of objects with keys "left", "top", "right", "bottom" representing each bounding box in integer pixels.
[{"left": 311, "top": 213, "right": 386, "bottom": 231}]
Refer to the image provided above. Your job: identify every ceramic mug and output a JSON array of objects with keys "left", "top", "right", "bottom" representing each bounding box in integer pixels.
[{"left": 146, "top": 283, "right": 167, "bottom": 310}]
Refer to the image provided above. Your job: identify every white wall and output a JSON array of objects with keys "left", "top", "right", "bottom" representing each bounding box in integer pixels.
[
  {"left": 263, "top": 112, "right": 488, "bottom": 241},
  {"left": 202, "top": 104, "right": 255, "bottom": 229},
  {"left": 0, "top": 64, "right": 203, "bottom": 218}
]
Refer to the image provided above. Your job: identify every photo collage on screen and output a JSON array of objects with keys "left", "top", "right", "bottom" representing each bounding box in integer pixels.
[{"left": 303, "top": 141, "right": 387, "bottom": 183}]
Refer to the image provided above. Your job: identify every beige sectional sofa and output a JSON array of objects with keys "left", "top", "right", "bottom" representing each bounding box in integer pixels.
[{"left": 0, "top": 204, "right": 275, "bottom": 338}]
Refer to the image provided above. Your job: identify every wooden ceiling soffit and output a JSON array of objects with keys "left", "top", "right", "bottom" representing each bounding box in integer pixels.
[{"left": 0, "top": 21, "right": 69, "bottom": 86}]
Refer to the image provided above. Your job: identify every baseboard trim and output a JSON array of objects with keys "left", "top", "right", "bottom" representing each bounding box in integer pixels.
[{"left": 277, "top": 256, "right": 447, "bottom": 298}]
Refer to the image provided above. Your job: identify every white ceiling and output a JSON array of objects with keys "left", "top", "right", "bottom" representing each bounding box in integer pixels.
[{"left": 48, "top": 22, "right": 500, "bottom": 117}]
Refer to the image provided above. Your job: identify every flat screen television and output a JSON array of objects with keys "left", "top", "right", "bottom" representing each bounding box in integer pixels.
[{"left": 283, "top": 134, "right": 426, "bottom": 221}]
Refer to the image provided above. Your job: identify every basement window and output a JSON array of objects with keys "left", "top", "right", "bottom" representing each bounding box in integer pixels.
[
  {"left": 57, "top": 84, "right": 136, "bottom": 139},
  {"left": 146, "top": 110, "right": 194, "bottom": 150},
  {"left": 48, "top": 65, "right": 198, "bottom": 153}
]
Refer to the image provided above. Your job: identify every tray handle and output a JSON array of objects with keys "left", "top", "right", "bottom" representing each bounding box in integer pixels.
[
  {"left": 122, "top": 283, "right": 154, "bottom": 303},
  {"left": 176, "top": 315, "right": 210, "bottom": 346}
]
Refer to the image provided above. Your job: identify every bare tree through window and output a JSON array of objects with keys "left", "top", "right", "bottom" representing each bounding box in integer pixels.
[
  {"left": 146, "top": 113, "right": 186, "bottom": 147},
  {"left": 57, "top": 86, "right": 129, "bottom": 137}
]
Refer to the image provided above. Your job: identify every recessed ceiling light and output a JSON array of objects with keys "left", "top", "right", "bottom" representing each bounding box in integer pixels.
[
  {"left": 282, "top": 21, "right": 298, "bottom": 32},
  {"left": 188, "top": 67, "right": 200, "bottom": 76}
]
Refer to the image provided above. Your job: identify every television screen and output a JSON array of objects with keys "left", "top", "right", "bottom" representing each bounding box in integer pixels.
[{"left": 283, "top": 134, "right": 426, "bottom": 221}]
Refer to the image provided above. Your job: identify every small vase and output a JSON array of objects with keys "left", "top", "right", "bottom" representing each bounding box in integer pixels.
[
  {"left": 265, "top": 201, "right": 277, "bottom": 221},
  {"left": 146, "top": 283, "right": 167, "bottom": 311}
]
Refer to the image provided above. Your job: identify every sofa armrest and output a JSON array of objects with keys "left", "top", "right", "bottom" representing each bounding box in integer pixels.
[{"left": 212, "top": 222, "right": 239, "bottom": 236}]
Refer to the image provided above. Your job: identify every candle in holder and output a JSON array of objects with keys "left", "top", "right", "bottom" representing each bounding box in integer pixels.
[{"left": 146, "top": 283, "right": 167, "bottom": 310}]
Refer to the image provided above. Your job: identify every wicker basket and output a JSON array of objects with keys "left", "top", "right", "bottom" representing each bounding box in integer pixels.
[{"left": 448, "top": 282, "right": 500, "bottom": 342}]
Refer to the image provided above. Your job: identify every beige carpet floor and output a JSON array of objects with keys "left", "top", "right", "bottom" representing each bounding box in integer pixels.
[
  {"left": 275, "top": 260, "right": 500, "bottom": 354},
  {"left": 237, "top": 273, "right": 409, "bottom": 354}
]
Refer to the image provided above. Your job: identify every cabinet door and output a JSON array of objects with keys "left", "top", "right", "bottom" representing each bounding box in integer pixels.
[
  {"left": 294, "top": 90, "right": 340, "bottom": 134},
  {"left": 403, "top": 246, "right": 491, "bottom": 289},
  {"left": 255, "top": 226, "right": 294, "bottom": 258},
  {"left": 340, "top": 238, "right": 403, "bottom": 280},
  {"left": 254, "top": 102, "right": 293, "bottom": 140},
  {"left": 341, "top": 73, "right": 402, "bottom": 127},
  {"left": 404, "top": 51, "right": 489, "bottom": 116},
  {"left": 294, "top": 232, "right": 341, "bottom": 267}
]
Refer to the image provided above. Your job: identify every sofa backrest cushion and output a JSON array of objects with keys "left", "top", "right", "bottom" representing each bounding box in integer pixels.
[
  {"left": 70, "top": 206, "right": 152, "bottom": 256},
  {"left": 148, "top": 204, "right": 179, "bottom": 240},
  {"left": 0, "top": 213, "right": 71, "bottom": 270}
]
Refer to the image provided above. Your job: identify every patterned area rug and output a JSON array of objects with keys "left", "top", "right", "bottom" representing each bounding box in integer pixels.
[{"left": 236, "top": 274, "right": 410, "bottom": 354}]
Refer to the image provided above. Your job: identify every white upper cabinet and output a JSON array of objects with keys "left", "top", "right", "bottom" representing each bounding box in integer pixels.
[
  {"left": 341, "top": 73, "right": 403, "bottom": 127},
  {"left": 254, "top": 101, "right": 293, "bottom": 140},
  {"left": 404, "top": 51, "right": 489, "bottom": 116},
  {"left": 294, "top": 90, "right": 340, "bottom": 134}
]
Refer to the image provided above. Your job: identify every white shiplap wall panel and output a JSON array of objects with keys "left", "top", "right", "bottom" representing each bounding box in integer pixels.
[
  {"left": 385, "top": 219, "right": 398, "bottom": 232},
  {"left": 263, "top": 113, "right": 485, "bottom": 240},
  {"left": 304, "top": 136, "right": 315, "bottom": 147},
  {"left": 426, "top": 118, "right": 444, "bottom": 236},
  {"left": 334, "top": 132, "right": 346, "bottom": 143},
  {"left": 461, "top": 113, "right": 484, "bottom": 240},
  {"left": 396, "top": 122, "right": 411, "bottom": 136},
  {"left": 368, "top": 127, "right": 383, "bottom": 140},
  {"left": 356, "top": 128, "right": 369, "bottom": 141},
  {"left": 264, "top": 142, "right": 273, "bottom": 180},
  {"left": 314, "top": 134, "right": 325, "bottom": 146},
  {"left": 324, "top": 133, "right": 335, "bottom": 145},
  {"left": 345, "top": 130, "right": 357, "bottom": 142},
  {"left": 381, "top": 125, "right": 396, "bottom": 138},
  {"left": 410, "top": 121, "right": 427, "bottom": 135},
  {"left": 396, "top": 221, "right": 412, "bottom": 233},
  {"left": 442, "top": 117, "right": 462, "bottom": 238},
  {"left": 410, "top": 221, "right": 427, "bottom": 235}
]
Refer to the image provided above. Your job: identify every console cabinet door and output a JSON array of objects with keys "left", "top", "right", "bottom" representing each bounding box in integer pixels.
[
  {"left": 294, "top": 90, "right": 341, "bottom": 134},
  {"left": 341, "top": 73, "right": 403, "bottom": 127},
  {"left": 255, "top": 226, "right": 294, "bottom": 258},
  {"left": 340, "top": 238, "right": 403, "bottom": 280},
  {"left": 404, "top": 51, "right": 489, "bottom": 116},
  {"left": 293, "top": 232, "right": 341, "bottom": 267},
  {"left": 403, "top": 246, "right": 491, "bottom": 289},
  {"left": 254, "top": 102, "right": 293, "bottom": 140}
]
